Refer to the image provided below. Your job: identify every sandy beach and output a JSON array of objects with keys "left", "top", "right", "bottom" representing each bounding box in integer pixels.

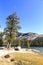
[{"left": 0, "top": 48, "right": 40, "bottom": 57}]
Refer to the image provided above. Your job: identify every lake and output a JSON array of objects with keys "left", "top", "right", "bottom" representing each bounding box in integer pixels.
[
  {"left": 31, "top": 47, "right": 43, "bottom": 54},
  {"left": 22, "top": 46, "right": 43, "bottom": 54}
]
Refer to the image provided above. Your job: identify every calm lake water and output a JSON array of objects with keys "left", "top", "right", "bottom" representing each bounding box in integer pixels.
[
  {"left": 30, "top": 47, "right": 43, "bottom": 54},
  {"left": 22, "top": 46, "right": 43, "bottom": 54}
]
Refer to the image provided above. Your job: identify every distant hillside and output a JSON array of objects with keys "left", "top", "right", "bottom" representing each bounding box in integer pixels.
[
  {"left": 3, "top": 32, "right": 43, "bottom": 40},
  {"left": 16, "top": 32, "right": 43, "bottom": 46},
  {"left": 2, "top": 32, "right": 43, "bottom": 47},
  {"left": 16, "top": 32, "right": 39, "bottom": 40}
]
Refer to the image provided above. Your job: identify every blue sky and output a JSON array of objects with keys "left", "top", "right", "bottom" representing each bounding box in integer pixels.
[{"left": 0, "top": 0, "right": 43, "bottom": 34}]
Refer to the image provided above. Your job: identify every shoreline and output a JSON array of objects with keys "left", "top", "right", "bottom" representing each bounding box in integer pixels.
[{"left": 0, "top": 48, "right": 42, "bottom": 57}]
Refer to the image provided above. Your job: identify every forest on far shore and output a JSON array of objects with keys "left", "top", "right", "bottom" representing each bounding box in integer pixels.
[{"left": 0, "top": 33, "right": 43, "bottom": 47}]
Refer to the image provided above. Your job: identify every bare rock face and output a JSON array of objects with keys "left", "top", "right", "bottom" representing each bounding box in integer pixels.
[{"left": 16, "top": 32, "right": 39, "bottom": 40}]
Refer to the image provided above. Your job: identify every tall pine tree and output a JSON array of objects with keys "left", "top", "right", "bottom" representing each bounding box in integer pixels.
[{"left": 4, "top": 12, "right": 21, "bottom": 49}]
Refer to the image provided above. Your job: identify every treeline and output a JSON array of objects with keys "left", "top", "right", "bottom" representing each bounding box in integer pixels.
[
  {"left": 13, "top": 38, "right": 30, "bottom": 48},
  {"left": 0, "top": 32, "right": 43, "bottom": 47},
  {"left": 31, "top": 37, "right": 43, "bottom": 46},
  {"left": 13, "top": 37, "right": 43, "bottom": 47}
]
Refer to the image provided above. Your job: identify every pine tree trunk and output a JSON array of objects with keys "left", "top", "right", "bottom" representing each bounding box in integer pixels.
[{"left": 7, "top": 42, "right": 11, "bottom": 49}]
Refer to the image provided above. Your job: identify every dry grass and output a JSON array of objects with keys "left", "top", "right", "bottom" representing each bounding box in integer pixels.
[
  {"left": 12, "top": 52, "right": 43, "bottom": 65},
  {"left": 0, "top": 52, "right": 43, "bottom": 65}
]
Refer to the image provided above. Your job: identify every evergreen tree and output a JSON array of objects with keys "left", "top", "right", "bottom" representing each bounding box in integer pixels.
[
  {"left": 0, "top": 32, "right": 3, "bottom": 46},
  {"left": 4, "top": 12, "right": 21, "bottom": 49}
]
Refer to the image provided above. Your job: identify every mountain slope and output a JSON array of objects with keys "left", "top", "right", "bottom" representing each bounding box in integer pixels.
[{"left": 16, "top": 32, "right": 39, "bottom": 40}]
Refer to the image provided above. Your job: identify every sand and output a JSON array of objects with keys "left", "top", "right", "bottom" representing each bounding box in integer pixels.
[{"left": 0, "top": 48, "right": 40, "bottom": 57}]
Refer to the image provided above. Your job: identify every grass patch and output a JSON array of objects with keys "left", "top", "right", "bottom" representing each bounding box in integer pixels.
[{"left": 0, "top": 52, "right": 43, "bottom": 65}]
